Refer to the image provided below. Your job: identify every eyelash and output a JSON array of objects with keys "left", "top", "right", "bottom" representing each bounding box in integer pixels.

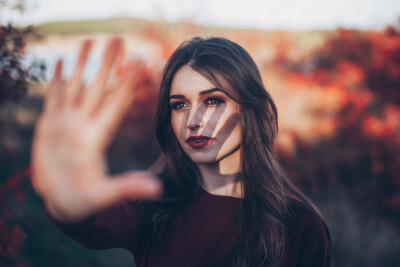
[
  {"left": 171, "top": 97, "right": 224, "bottom": 110},
  {"left": 204, "top": 97, "right": 224, "bottom": 105},
  {"left": 171, "top": 102, "right": 188, "bottom": 110}
]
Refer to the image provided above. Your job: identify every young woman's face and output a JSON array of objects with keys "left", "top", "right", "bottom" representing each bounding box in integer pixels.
[{"left": 169, "top": 65, "right": 242, "bottom": 165}]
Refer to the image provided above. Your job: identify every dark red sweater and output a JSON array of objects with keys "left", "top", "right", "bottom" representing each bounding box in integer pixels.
[{"left": 50, "top": 188, "right": 332, "bottom": 266}]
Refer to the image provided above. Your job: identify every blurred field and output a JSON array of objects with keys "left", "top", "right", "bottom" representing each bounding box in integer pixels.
[{"left": 1, "top": 17, "right": 400, "bottom": 266}]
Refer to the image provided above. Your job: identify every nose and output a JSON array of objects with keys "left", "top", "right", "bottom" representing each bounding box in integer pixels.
[{"left": 187, "top": 108, "right": 204, "bottom": 130}]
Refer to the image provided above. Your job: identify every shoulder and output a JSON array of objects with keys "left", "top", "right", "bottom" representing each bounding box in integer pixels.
[
  {"left": 284, "top": 198, "right": 333, "bottom": 267},
  {"left": 286, "top": 198, "right": 330, "bottom": 238}
]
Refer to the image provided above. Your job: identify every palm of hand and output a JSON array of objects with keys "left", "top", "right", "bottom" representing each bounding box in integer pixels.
[{"left": 31, "top": 38, "right": 162, "bottom": 222}]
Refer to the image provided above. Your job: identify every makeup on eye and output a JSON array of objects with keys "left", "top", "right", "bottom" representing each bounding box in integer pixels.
[
  {"left": 170, "top": 102, "right": 188, "bottom": 110},
  {"left": 170, "top": 96, "right": 225, "bottom": 111}
]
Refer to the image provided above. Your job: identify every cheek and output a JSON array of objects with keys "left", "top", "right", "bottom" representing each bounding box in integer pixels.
[
  {"left": 171, "top": 113, "right": 184, "bottom": 142},
  {"left": 171, "top": 114, "right": 179, "bottom": 137},
  {"left": 215, "top": 114, "right": 242, "bottom": 158},
  {"left": 227, "top": 117, "right": 242, "bottom": 144},
  {"left": 231, "top": 124, "right": 242, "bottom": 146},
  {"left": 216, "top": 112, "right": 242, "bottom": 142}
]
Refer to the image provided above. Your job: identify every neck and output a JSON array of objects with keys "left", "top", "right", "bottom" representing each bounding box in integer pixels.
[{"left": 197, "top": 147, "right": 243, "bottom": 198}]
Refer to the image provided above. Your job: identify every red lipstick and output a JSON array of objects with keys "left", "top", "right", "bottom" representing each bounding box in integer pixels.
[{"left": 186, "top": 135, "right": 214, "bottom": 148}]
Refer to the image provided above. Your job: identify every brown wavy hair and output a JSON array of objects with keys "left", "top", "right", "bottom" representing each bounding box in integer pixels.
[{"left": 144, "top": 36, "right": 322, "bottom": 266}]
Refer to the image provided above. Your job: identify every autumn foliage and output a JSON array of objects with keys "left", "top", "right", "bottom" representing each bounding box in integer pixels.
[{"left": 275, "top": 26, "right": 400, "bottom": 221}]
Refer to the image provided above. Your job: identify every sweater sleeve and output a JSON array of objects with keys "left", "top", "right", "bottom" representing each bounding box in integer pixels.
[
  {"left": 295, "top": 212, "right": 332, "bottom": 267},
  {"left": 47, "top": 200, "right": 146, "bottom": 253},
  {"left": 285, "top": 201, "right": 333, "bottom": 267}
]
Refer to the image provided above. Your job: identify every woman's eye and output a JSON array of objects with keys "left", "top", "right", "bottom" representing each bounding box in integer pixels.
[
  {"left": 204, "top": 97, "right": 224, "bottom": 106},
  {"left": 171, "top": 102, "right": 188, "bottom": 110}
]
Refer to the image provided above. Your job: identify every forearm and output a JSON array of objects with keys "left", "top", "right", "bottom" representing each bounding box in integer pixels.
[{"left": 46, "top": 200, "right": 145, "bottom": 250}]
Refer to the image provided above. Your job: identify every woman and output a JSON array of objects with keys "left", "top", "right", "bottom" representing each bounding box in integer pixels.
[{"left": 32, "top": 36, "right": 332, "bottom": 266}]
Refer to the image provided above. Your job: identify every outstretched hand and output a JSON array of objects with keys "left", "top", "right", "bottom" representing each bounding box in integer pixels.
[{"left": 31, "top": 38, "right": 162, "bottom": 222}]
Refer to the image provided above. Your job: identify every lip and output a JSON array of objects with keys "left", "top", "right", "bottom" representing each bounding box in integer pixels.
[{"left": 186, "top": 135, "right": 214, "bottom": 149}]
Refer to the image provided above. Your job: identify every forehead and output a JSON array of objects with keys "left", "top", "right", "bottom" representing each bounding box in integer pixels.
[{"left": 170, "top": 65, "right": 214, "bottom": 96}]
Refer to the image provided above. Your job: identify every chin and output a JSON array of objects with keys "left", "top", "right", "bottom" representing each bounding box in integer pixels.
[
  {"left": 182, "top": 142, "right": 241, "bottom": 166},
  {"left": 185, "top": 152, "right": 219, "bottom": 165},
  {"left": 191, "top": 158, "right": 217, "bottom": 165}
]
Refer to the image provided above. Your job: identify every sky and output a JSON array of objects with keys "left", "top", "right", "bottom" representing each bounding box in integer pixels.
[{"left": 2, "top": 0, "right": 400, "bottom": 30}]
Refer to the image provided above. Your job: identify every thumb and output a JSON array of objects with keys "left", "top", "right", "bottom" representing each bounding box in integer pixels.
[{"left": 102, "top": 171, "right": 163, "bottom": 203}]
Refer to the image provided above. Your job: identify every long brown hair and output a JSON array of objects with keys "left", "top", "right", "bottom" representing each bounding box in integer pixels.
[{"left": 145, "top": 37, "right": 323, "bottom": 266}]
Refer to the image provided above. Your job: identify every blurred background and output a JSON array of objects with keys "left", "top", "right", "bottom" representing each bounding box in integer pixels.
[{"left": 1, "top": 0, "right": 399, "bottom": 266}]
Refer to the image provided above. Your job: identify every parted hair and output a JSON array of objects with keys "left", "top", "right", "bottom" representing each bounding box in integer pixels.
[{"left": 143, "top": 36, "right": 321, "bottom": 266}]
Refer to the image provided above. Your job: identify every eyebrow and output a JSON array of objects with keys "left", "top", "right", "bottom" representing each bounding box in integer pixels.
[{"left": 169, "top": 87, "right": 225, "bottom": 100}]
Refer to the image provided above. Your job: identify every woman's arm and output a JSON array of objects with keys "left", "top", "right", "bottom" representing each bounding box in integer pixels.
[
  {"left": 31, "top": 37, "right": 162, "bottom": 224},
  {"left": 47, "top": 200, "right": 146, "bottom": 252}
]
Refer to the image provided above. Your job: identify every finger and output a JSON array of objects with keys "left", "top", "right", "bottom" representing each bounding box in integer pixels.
[
  {"left": 96, "top": 38, "right": 123, "bottom": 86},
  {"left": 101, "top": 172, "right": 163, "bottom": 204},
  {"left": 44, "top": 59, "right": 64, "bottom": 112},
  {"left": 81, "top": 37, "right": 124, "bottom": 115},
  {"left": 114, "top": 43, "right": 126, "bottom": 77},
  {"left": 103, "top": 57, "right": 141, "bottom": 99},
  {"left": 65, "top": 39, "right": 93, "bottom": 106},
  {"left": 91, "top": 49, "right": 127, "bottom": 104},
  {"left": 96, "top": 61, "right": 145, "bottom": 144},
  {"left": 53, "top": 58, "right": 63, "bottom": 81}
]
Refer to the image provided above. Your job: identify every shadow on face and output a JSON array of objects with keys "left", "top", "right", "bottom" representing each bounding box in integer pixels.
[{"left": 169, "top": 65, "right": 242, "bottom": 167}]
